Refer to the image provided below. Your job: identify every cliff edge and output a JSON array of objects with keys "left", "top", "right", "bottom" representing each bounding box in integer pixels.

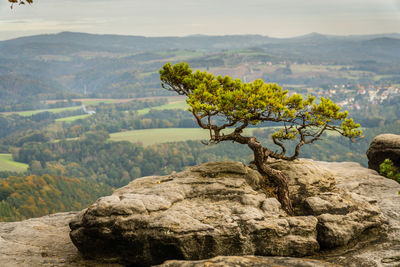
[{"left": 0, "top": 160, "right": 398, "bottom": 266}]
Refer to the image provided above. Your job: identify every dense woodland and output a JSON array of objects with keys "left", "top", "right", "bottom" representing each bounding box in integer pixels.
[
  {"left": 0, "top": 95, "right": 398, "bottom": 221},
  {"left": 0, "top": 174, "right": 111, "bottom": 222},
  {"left": 14, "top": 135, "right": 252, "bottom": 187},
  {"left": 1, "top": 98, "right": 399, "bottom": 221},
  {"left": 0, "top": 33, "right": 400, "bottom": 221}
]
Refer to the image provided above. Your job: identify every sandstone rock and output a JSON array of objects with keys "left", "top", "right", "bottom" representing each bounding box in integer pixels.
[
  {"left": 157, "top": 255, "right": 340, "bottom": 267},
  {"left": 69, "top": 160, "right": 381, "bottom": 266},
  {"left": 265, "top": 159, "right": 336, "bottom": 213},
  {"left": 366, "top": 133, "right": 400, "bottom": 172},
  {"left": 304, "top": 191, "right": 381, "bottom": 248},
  {"left": 0, "top": 212, "right": 123, "bottom": 267},
  {"left": 316, "top": 161, "right": 400, "bottom": 267},
  {"left": 70, "top": 162, "right": 320, "bottom": 266},
  {"left": 267, "top": 159, "right": 382, "bottom": 249},
  {"left": 0, "top": 160, "right": 398, "bottom": 267}
]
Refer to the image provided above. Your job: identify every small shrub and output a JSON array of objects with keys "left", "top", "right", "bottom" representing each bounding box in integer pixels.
[{"left": 379, "top": 158, "right": 400, "bottom": 184}]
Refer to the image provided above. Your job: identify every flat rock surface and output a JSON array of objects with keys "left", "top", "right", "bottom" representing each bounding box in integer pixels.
[{"left": 316, "top": 161, "right": 400, "bottom": 267}]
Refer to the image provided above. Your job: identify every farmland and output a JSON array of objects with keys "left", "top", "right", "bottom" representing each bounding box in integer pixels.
[
  {"left": 109, "top": 128, "right": 208, "bottom": 146},
  {"left": 2, "top": 106, "right": 82, "bottom": 117},
  {"left": 0, "top": 154, "right": 28, "bottom": 172},
  {"left": 56, "top": 114, "right": 91, "bottom": 122},
  {"left": 136, "top": 100, "right": 187, "bottom": 115},
  {"left": 109, "top": 127, "right": 273, "bottom": 146}
]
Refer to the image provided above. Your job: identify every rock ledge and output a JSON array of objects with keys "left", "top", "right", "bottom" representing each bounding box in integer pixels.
[
  {"left": 69, "top": 160, "right": 383, "bottom": 266},
  {"left": 1, "top": 160, "right": 398, "bottom": 267}
]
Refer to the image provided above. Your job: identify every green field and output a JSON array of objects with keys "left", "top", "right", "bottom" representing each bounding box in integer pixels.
[
  {"left": 56, "top": 114, "right": 91, "bottom": 122},
  {"left": 2, "top": 100, "right": 112, "bottom": 117},
  {"left": 79, "top": 100, "right": 116, "bottom": 105},
  {"left": 109, "top": 128, "right": 208, "bottom": 146},
  {"left": 157, "top": 50, "right": 204, "bottom": 58},
  {"left": 109, "top": 127, "right": 272, "bottom": 146},
  {"left": 0, "top": 154, "right": 28, "bottom": 172},
  {"left": 136, "top": 100, "right": 188, "bottom": 115},
  {"left": 3, "top": 98, "right": 184, "bottom": 117},
  {"left": 5, "top": 106, "right": 82, "bottom": 117},
  {"left": 373, "top": 75, "right": 397, "bottom": 81}
]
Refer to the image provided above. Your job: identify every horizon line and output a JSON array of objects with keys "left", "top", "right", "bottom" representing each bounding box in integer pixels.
[{"left": 1, "top": 31, "right": 400, "bottom": 42}]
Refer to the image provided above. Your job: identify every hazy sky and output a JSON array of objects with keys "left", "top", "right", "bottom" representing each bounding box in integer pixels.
[{"left": 0, "top": 0, "right": 399, "bottom": 40}]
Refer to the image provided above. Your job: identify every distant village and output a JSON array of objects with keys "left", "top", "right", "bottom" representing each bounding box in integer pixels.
[{"left": 312, "top": 85, "right": 400, "bottom": 110}]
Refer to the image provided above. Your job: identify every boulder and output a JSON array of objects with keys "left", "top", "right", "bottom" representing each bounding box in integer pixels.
[
  {"left": 0, "top": 211, "right": 330, "bottom": 267},
  {"left": 366, "top": 133, "right": 400, "bottom": 172},
  {"left": 267, "top": 159, "right": 382, "bottom": 248},
  {"left": 69, "top": 160, "right": 382, "bottom": 266},
  {"left": 304, "top": 191, "right": 381, "bottom": 248},
  {"left": 157, "top": 255, "right": 339, "bottom": 267}
]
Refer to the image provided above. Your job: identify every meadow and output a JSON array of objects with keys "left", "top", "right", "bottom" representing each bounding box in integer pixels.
[
  {"left": 0, "top": 153, "right": 28, "bottom": 172},
  {"left": 109, "top": 128, "right": 208, "bottom": 146},
  {"left": 3, "top": 106, "right": 82, "bottom": 117},
  {"left": 57, "top": 98, "right": 186, "bottom": 121},
  {"left": 3, "top": 99, "right": 118, "bottom": 117},
  {"left": 109, "top": 127, "right": 273, "bottom": 146},
  {"left": 136, "top": 100, "right": 187, "bottom": 115},
  {"left": 55, "top": 114, "right": 91, "bottom": 122},
  {"left": 79, "top": 99, "right": 117, "bottom": 105}
]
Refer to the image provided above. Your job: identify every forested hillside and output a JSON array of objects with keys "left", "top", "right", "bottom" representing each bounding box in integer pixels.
[{"left": 0, "top": 174, "right": 111, "bottom": 222}]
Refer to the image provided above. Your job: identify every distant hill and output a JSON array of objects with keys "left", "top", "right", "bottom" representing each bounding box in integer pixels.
[
  {"left": 0, "top": 32, "right": 399, "bottom": 109},
  {"left": 2, "top": 32, "right": 399, "bottom": 58},
  {"left": 0, "top": 32, "right": 274, "bottom": 57},
  {"left": 257, "top": 36, "right": 400, "bottom": 64}
]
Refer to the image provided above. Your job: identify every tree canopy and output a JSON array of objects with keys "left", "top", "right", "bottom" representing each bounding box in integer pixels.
[
  {"left": 160, "top": 62, "right": 362, "bottom": 159},
  {"left": 160, "top": 62, "right": 362, "bottom": 214}
]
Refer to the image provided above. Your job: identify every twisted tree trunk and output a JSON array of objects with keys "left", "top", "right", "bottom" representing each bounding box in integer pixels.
[{"left": 248, "top": 138, "right": 294, "bottom": 215}]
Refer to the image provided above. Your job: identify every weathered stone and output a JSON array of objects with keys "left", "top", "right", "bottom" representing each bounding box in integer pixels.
[
  {"left": 268, "top": 159, "right": 383, "bottom": 249},
  {"left": 69, "top": 160, "right": 382, "bottom": 266},
  {"left": 0, "top": 212, "right": 123, "bottom": 267},
  {"left": 316, "top": 161, "right": 400, "bottom": 267},
  {"left": 70, "top": 162, "right": 322, "bottom": 266},
  {"left": 1, "top": 160, "right": 395, "bottom": 267},
  {"left": 304, "top": 191, "right": 382, "bottom": 248},
  {"left": 157, "top": 255, "right": 340, "bottom": 267},
  {"left": 266, "top": 159, "right": 336, "bottom": 213},
  {"left": 366, "top": 133, "right": 400, "bottom": 172}
]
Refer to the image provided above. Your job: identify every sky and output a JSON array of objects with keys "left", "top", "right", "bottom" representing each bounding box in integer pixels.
[{"left": 0, "top": 0, "right": 399, "bottom": 41}]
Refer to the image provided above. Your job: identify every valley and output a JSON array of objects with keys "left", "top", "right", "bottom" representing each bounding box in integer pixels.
[{"left": 0, "top": 32, "right": 399, "bottom": 222}]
